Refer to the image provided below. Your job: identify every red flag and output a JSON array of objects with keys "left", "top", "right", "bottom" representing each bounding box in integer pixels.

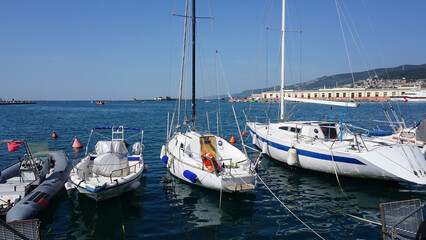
[{"left": 7, "top": 141, "right": 22, "bottom": 152}]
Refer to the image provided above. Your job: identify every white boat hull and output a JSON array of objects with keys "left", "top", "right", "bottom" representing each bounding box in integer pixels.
[
  {"left": 247, "top": 122, "right": 426, "bottom": 185},
  {"left": 68, "top": 159, "right": 144, "bottom": 201},
  {"left": 163, "top": 132, "right": 256, "bottom": 193}
]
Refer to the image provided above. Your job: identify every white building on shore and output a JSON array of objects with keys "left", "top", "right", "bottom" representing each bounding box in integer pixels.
[{"left": 252, "top": 86, "right": 424, "bottom": 101}]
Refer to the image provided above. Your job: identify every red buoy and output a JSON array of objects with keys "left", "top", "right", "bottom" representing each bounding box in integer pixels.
[
  {"left": 52, "top": 131, "right": 58, "bottom": 138},
  {"left": 242, "top": 132, "right": 246, "bottom": 137},
  {"left": 229, "top": 135, "right": 236, "bottom": 144},
  {"left": 72, "top": 136, "right": 83, "bottom": 148}
]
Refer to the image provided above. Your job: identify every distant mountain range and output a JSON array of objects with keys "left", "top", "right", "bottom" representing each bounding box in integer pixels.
[{"left": 226, "top": 63, "right": 426, "bottom": 99}]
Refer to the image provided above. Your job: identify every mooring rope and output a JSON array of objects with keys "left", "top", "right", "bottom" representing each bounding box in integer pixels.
[
  {"left": 322, "top": 205, "right": 381, "bottom": 226},
  {"left": 257, "top": 174, "right": 326, "bottom": 240}
]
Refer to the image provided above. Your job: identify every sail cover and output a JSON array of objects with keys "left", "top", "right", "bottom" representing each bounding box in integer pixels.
[{"left": 93, "top": 141, "right": 129, "bottom": 177}]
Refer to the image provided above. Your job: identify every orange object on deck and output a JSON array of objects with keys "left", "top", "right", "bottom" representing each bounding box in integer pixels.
[
  {"left": 72, "top": 136, "right": 83, "bottom": 148},
  {"left": 229, "top": 135, "right": 236, "bottom": 144},
  {"left": 242, "top": 132, "right": 246, "bottom": 137},
  {"left": 201, "top": 150, "right": 221, "bottom": 172},
  {"left": 52, "top": 131, "right": 58, "bottom": 138}
]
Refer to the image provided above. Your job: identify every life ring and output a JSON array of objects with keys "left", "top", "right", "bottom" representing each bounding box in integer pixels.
[{"left": 201, "top": 150, "right": 220, "bottom": 172}]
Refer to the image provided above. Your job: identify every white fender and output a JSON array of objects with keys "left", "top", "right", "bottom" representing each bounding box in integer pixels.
[
  {"left": 160, "top": 145, "right": 166, "bottom": 159},
  {"left": 252, "top": 133, "right": 257, "bottom": 145},
  {"left": 287, "top": 147, "right": 298, "bottom": 166},
  {"left": 262, "top": 141, "right": 268, "bottom": 154}
]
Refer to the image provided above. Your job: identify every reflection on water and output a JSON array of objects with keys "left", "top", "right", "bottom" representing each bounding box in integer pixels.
[
  {"left": 162, "top": 172, "right": 257, "bottom": 236},
  {"left": 61, "top": 177, "right": 146, "bottom": 239}
]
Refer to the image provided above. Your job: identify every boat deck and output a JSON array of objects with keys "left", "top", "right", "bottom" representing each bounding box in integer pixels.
[{"left": 0, "top": 177, "right": 31, "bottom": 208}]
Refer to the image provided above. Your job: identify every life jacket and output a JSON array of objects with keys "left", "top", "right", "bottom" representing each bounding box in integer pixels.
[{"left": 201, "top": 150, "right": 220, "bottom": 172}]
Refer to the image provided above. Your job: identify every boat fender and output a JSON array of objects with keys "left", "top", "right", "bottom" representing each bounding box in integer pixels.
[
  {"left": 287, "top": 147, "right": 298, "bottom": 166},
  {"left": 252, "top": 133, "right": 257, "bottom": 145},
  {"left": 262, "top": 141, "right": 268, "bottom": 154},
  {"left": 160, "top": 145, "right": 166, "bottom": 159},
  {"left": 143, "top": 164, "right": 148, "bottom": 172},
  {"left": 132, "top": 142, "right": 142, "bottom": 155},
  {"left": 128, "top": 181, "right": 140, "bottom": 190},
  {"left": 183, "top": 170, "right": 197, "bottom": 183},
  {"left": 162, "top": 155, "right": 168, "bottom": 165}
]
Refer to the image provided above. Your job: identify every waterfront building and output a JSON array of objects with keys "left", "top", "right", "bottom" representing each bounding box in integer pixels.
[{"left": 252, "top": 86, "right": 425, "bottom": 102}]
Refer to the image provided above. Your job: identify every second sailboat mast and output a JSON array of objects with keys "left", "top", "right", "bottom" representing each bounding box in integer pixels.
[{"left": 191, "top": 0, "right": 196, "bottom": 128}]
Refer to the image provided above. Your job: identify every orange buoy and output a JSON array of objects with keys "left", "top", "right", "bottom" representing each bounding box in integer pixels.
[
  {"left": 72, "top": 136, "right": 83, "bottom": 148},
  {"left": 242, "top": 132, "right": 246, "bottom": 137},
  {"left": 52, "top": 131, "right": 58, "bottom": 138},
  {"left": 229, "top": 135, "right": 236, "bottom": 144}
]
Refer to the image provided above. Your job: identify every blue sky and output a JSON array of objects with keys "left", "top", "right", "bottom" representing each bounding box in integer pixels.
[{"left": 0, "top": 0, "right": 425, "bottom": 100}]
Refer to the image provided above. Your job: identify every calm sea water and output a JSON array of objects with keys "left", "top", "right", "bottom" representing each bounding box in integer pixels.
[{"left": 0, "top": 100, "right": 425, "bottom": 239}]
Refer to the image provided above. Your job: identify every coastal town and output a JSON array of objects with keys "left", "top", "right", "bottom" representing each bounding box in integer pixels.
[{"left": 236, "top": 78, "right": 426, "bottom": 102}]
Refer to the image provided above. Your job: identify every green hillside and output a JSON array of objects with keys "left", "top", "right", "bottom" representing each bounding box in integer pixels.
[{"left": 377, "top": 68, "right": 426, "bottom": 81}]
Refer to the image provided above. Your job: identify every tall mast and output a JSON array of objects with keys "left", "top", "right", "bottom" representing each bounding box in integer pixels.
[
  {"left": 191, "top": 0, "right": 196, "bottom": 128},
  {"left": 279, "top": 0, "right": 286, "bottom": 122}
]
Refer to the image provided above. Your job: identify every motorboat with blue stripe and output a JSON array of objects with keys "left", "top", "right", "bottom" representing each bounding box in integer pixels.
[{"left": 65, "top": 126, "right": 146, "bottom": 201}]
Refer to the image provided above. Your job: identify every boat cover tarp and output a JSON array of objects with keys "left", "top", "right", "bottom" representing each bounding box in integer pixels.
[
  {"left": 93, "top": 141, "right": 129, "bottom": 177},
  {"left": 416, "top": 118, "right": 426, "bottom": 142},
  {"left": 95, "top": 141, "right": 128, "bottom": 155}
]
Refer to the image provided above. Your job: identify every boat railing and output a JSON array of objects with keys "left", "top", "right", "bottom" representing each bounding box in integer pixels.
[
  {"left": 75, "top": 168, "right": 87, "bottom": 182},
  {"left": 109, "top": 161, "right": 142, "bottom": 182}
]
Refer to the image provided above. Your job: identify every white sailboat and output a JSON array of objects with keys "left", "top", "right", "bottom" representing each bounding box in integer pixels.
[
  {"left": 160, "top": 0, "right": 257, "bottom": 193},
  {"left": 246, "top": 0, "right": 426, "bottom": 185}
]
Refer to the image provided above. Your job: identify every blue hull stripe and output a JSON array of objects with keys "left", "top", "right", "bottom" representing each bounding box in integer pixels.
[{"left": 249, "top": 128, "right": 365, "bottom": 165}]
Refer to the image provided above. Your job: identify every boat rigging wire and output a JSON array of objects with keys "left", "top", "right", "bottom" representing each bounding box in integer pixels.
[
  {"left": 257, "top": 174, "right": 326, "bottom": 240},
  {"left": 334, "top": 0, "right": 356, "bottom": 87},
  {"left": 248, "top": 0, "right": 269, "bottom": 117},
  {"left": 361, "top": 0, "right": 391, "bottom": 80}
]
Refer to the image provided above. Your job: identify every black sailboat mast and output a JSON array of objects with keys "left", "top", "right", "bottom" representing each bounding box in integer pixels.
[{"left": 191, "top": 0, "right": 196, "bottom": 129}]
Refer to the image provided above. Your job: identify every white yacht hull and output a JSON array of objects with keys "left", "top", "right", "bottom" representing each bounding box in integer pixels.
[{"left": 247, "top": 122, "right": 426, "bottom": 185}]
